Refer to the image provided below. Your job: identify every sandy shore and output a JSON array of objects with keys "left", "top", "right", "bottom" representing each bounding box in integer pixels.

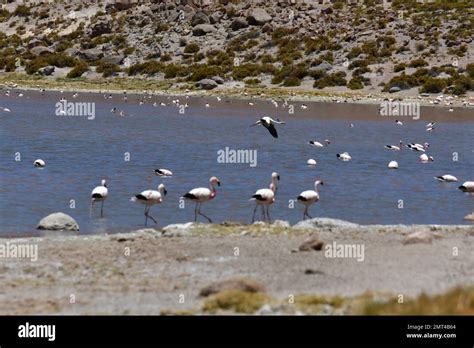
[
  {"left": 1, "top": 74, "right": 474, "bottom": 110},
  {"left": 0, "top": 219, "right": 473, "bottom": 315}
]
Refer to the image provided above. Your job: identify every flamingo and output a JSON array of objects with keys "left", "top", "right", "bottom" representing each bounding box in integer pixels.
[
  {"left": 419, "top": 154, "right": 434, "bottom": 162},
  {"left": 459, "top": 181, "right": 474, "bottom": 193},
  {"left": 182, "top": 177, "right": 220, "bottom": 222},
  {"left": 251, "top": 172, "right": 279, "bottom": 223},
  {"left": 297, "top": 179, "right": 323, "bottom": 220},
  {"left": 154, "top": 169, "right": 173, "bottom": 177},
  {"left": 337, "top": 152, "right": 352, "bottom": 161},
  {"left": 131, "top": 184, "right": 167, "bottom": 226},
  {"left": 309, "top": 139, "right": 330, "bottom": 147},
  {"left": 34, "top": 159, "right": 45, "bottom": 168},
  {"left": 435, "top": 175, "right": 458, "bottom": 182},
  {"left": 407, "top": 142, "right": 429, "bottom": 152},
  {"left": 385, "top": 141, "right": 403, "bottom": 151},
  {"left": 250, "top": 116, "right": 285, "bottom": 138},
  {"left": 388, "top": 161, "right": 399, "bottom": 169},
  {"left": 90, "top": 179, "right": 108, "bottom": 217}
]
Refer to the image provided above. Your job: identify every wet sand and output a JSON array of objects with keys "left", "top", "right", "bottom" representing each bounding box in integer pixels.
[{"left": 0, "top": 220, "right": 473, "bottom": 315}]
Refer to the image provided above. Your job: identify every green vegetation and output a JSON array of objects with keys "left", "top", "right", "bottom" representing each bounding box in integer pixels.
[
  {"left": 202, "top": 290, "right": 273, "bottom": 314},
  {"left": 96, "top": 61, "right": 121, "bottom": 77},
  {"left": 25, "top": 53, "right": 77, "bottom": 74},
  {"left": 184, "top": 42, "right": 200, "bottom": 54},
  {"left": 313, "top": 71, "right": 347, "bottom": 89},
  {"left": 362, "top": 287, "right": 474, "bottom": 315},
  {"left": 128, "top": 61, "right": 163, "bottom": 76},
  {"left": 13, "top": 5, "right": 31, "bottom": 17},
  {"left": 67, "top": 62, "right": 89, "bottom": 78},
  {"left": 409, "top": 58, "right": 428, "bottom": 68}
]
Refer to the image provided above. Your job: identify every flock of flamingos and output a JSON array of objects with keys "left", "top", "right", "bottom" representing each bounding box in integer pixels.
[{"left": 3, "top": 87, "right": 471, "bottom": 227}]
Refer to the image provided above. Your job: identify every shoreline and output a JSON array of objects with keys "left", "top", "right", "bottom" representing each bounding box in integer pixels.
[
  {"left": 1, "top": 74, "right": 474, "bottom": 109},
  {"left": 0, "top": 219, "right": 473, "bottom": 315}
]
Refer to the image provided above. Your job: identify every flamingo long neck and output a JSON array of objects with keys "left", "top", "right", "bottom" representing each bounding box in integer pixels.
[
  {"left": 270, "top": 178, "right": 277, "bottom": 193},
  {"left": 314, "top": 183, "right": 320, "bottom": 193},
  {"left": 210, "top": 182, "right": 217, "bottom": 199}
]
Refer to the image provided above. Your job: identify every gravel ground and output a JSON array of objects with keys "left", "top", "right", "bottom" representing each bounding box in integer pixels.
[{"left": 0, "top": 220, "right": 473, "bottom": 315}]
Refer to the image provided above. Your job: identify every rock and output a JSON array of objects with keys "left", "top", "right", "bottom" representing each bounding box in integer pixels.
[
  {"left": 389, "top": 86, "right": 401, "bottom": 93},
  {"left": 230, "top": 18, "right": 249, "bottom": 31},
  {"left": 38, "top": 66, "right": 55, "bottom": 76},
  {"left": 463, "top": 213, "right": 474, "bottom": 221},
  {"left": 30, "top": 46, "right": 54, "bottom": 56},
  {"left": 199, "top": 278, "right": 266, "bottom": 297},
  {"left": 162, "top": 222, "right": 196, "bottom": 237},
  {"left": 191, "top": 11, "right": 210, "bottom": 26},
  {"left": 28, "top": 38, "right": 45, "bottom": 49},
  {"left": 247, "top": 8, "right": 272, "bottom": 26},
  {"left": 262, "top": 23, "right": 273, "bottom": 33},
  {"left": 196, "top": 78, "right": 218, "bottom": 90},
  {"left": 88, "top": 16, "right": 112, "bottom": 38},
  {"left": 293, "top": 218, "right": 359, "bottom": 229},
  {"left": 102, "top": 54, "right": 125, "bottom": 65},
  {"left": 314, "top": 61, "right": 332, "bottom": 72},
  {"left": 210, "top": 11, "right": 223, "bottom": 24},
  {"left": 211, "top": 76, "right": 224, "bottom": 84},
  {"left": 192, "top": 24, "right": 216, "bottom": 36},
  {"left": 298, "top": 236, "right": 324, "bottom": 251},
  {"left": 78, "top": 49, "right": 104, "bottom": 62},
  {"left": 36, "top": 212, "right": 79, "bottom": 231},
  {"left": 273, "top": 220, "right": 290, "bottom": 228},
  {"left": 402, "top": 230, "right": 434, "bottom": 245}
]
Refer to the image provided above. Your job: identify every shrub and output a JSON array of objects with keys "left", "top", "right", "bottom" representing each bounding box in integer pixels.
[
  {"left": 467, "top": 64, "right": 474, "bottom": 79},
  {"left": 67, "top": 62, "right": 89, "bottom": 78},
  {"left": 188, "top": 64, "right": 221, "bottom": 81},
  {"left": 394, "top": 63, "right": 406, "bottom": 72},
  {"left": 163, "top": 64, "right": 188, "bottom": 79},
  {"left": 184, "top": 42, "right": 200, "bottom": 54},
  {"left": 14, "top": 5, "right": 30, "bottom": 17},
  {"left": 96, "top": 61, "right": 120, "bottom": 77},
  {"left": 420, "top": 78, "right": 446, "bottom": 94},
  {"left": 128, "top": 61, "right": 163, "bottom": 76},
  {"left": 313, "top": 71, "right": 347, "bottom": 89},
  {"left": 409, "top": 58, "right": 428, "bottom": 68},
  {"left": 283, "top": 76, "right": 301, "bottom": 87},
  {"left": 348, "top": 77, "right": 364, "bottom": 90}
]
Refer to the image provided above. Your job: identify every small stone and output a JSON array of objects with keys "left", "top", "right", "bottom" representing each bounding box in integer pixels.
[
  {"left": 298, "top": 236, "right": 324, "bottom": 251},
  {"left": 402, "top": 230, "right": 434, "bottom": 245},
  {"left": 200, "top": 278, "right": 266, "bottom": 297}
]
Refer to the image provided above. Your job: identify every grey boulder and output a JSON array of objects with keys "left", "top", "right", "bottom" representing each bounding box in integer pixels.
[
  {"left": 196, "top": 78, "right": 218, "bottom": 90},
  {"left": 37, "top": 212, "right": 79, "bottom": 231}
]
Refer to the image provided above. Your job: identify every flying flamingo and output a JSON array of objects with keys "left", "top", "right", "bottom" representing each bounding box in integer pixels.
[
  {"left": 131, "top": 184, "right": 167, "bottom": 226},
  {"left": 251, "top": 172, "right": 280, "bottom": 223},
  {"left": 182, "top": 176, "right": 221, "bottom": 222},
  {"left": 297, "top": 179, "right": 324, "bottom": 220},
  {"left": 90, "top": 179, "right": 108, "bottom": 217},
  {"left": 250, "top": 116, "right": 285, "bottom": 138}
]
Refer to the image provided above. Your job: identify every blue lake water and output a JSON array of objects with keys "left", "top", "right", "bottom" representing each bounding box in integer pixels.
[{"left": 0, "top": 90, "right": 473, "bottom": 236}]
